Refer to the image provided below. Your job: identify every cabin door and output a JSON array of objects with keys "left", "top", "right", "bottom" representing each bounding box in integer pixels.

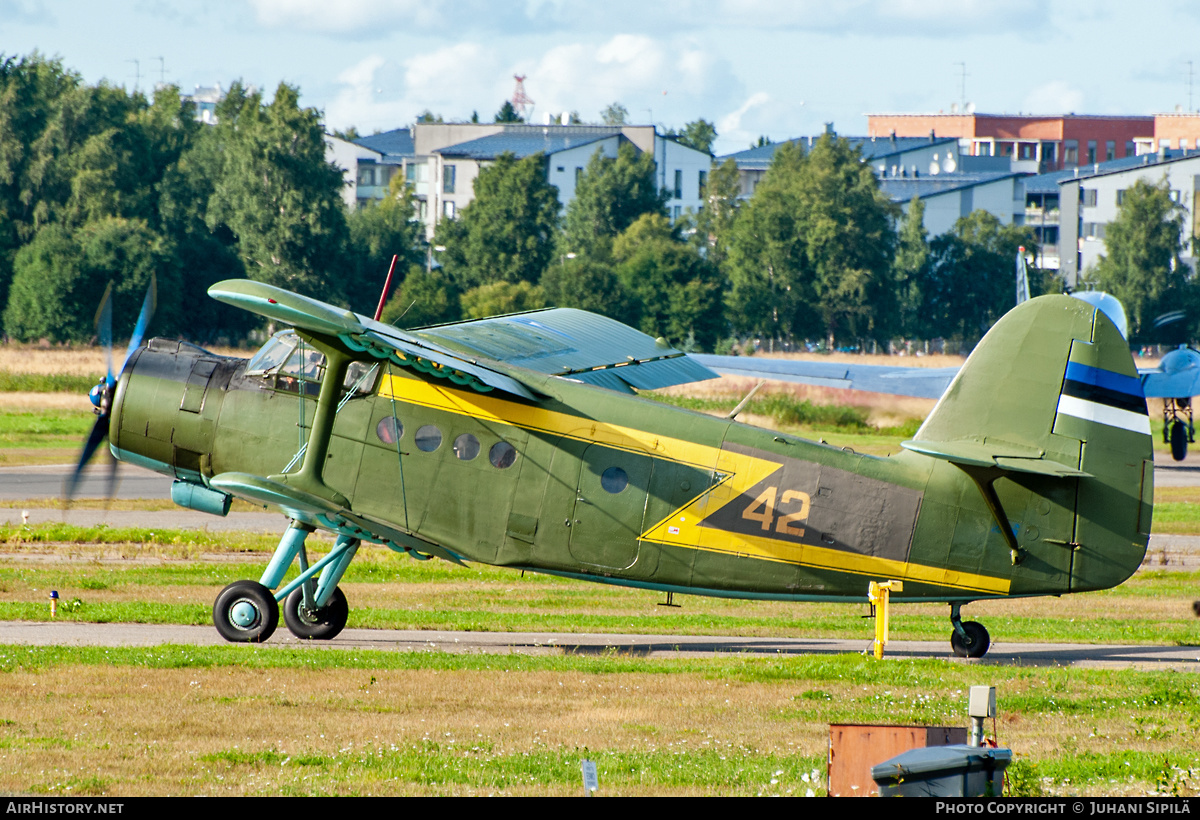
[{"left": 568, "top": 443, "right": 653, "bottom": 571}]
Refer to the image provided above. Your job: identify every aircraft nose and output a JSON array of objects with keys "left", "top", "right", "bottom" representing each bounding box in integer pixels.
[{"left": 109, "top": 340, "right": 233, "bottom": 480}]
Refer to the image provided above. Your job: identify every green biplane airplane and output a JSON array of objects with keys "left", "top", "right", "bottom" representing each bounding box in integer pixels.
[{"left": 73, "top": 281, "right": 1153, "bottom": 658}]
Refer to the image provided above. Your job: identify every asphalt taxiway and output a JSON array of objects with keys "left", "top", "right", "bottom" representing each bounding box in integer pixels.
[{"left": 2, "top": 622, "right": 1198, "bottom": 671}]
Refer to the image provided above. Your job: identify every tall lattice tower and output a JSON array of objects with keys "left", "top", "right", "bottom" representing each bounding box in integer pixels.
[{"left": 511, "top": 75, "right": 535, "bottom": 120}]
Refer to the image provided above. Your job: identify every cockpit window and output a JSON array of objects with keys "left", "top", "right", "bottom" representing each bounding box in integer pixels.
[
  {"left": 246, "top": 331, "right": 297, "bottom": 375},
  {"left": 246, "top": 331, "right": 376, "bottom": 398}
]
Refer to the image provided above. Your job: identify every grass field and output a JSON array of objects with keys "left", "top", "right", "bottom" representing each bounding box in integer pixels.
[
  {"left": 0, "top": 647, "right": 1197, "bottom": 796},
  {"left": 1, "top": 346, "right": 1199, "bottom": 796}
]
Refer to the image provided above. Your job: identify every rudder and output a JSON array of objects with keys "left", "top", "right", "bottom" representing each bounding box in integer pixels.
[{"left": 905, "top": 295, "right": 1152, "bottom": 591}]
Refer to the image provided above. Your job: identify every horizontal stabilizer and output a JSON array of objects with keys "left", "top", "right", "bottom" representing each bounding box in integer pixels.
[{"left": 900, "top": 439, "right": 1089, "bottom": 477}]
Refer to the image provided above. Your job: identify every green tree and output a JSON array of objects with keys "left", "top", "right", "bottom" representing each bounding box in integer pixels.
[
  {"left": 460, "top": 280, "right": 545, "bottom": 319},
  {"left": 612, "top": 213, "right": 724, "bottom": 351},
  {"left": 918, "top": 210, "right": 1036, "bottom": 349},
  {"left": 601, "top": 102, "right": 628, "bottom": 126},
  {"left": 726, "top": 135, "right": 898, "bottom": 348},
  {"left": 4, "top": 217, "right": 177, "bottom": 342},
  {"left": 563, "top": 143, "right": 666, "bottom": 261},
  {"left": 205, "top": 82, "right": 349, "bottom": 300},
  {"left": 1089, "top": 178, "right": 1192, "bottom": 343},
  {"left": 344, "top": 174, "right": 423, "bottom": 315},
  {"left": 724, "top": 141, "right": 811, "bottom": 341},
  {"left": 434, "top": 152, "right": 561, "bottom": 288},
  {"left": 539, "top": 256, "right": 633, "bottom": 321},
  {"left": 671, "top": 119, "right": 717, "bottom": 154},
  {"left": 692, "top": 157, "right": 741, "bottom": 266},
  {"left": 494, "top": 101, "right": 523, "bottom": 123},
  {"left": 793, "top": 134, "right": 898, "bottom": 347},
  {"left": 893, "top": 197, "right": 930, "bottom": 339},
  {"left": 380, "top": 265, "right": 461, "bottom": 328}
]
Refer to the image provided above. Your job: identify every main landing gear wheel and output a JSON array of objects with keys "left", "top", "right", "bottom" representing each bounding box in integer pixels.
[
  {"left": 214, "top": 581, "right": 279, "bottom": 643},
  {"left": 1170, "top": 419, "right": 1189, "bottom": 461},
  {"left": 950, "top": 621, "right": 991, "bottom": 659},
  {"left": 283, "top": 586, "right": 348, "bottom": 640}
]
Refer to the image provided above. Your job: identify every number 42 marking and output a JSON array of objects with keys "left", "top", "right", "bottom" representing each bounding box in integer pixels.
[{"left": 741, "top": 486, "right": 812, "bottom": 536}]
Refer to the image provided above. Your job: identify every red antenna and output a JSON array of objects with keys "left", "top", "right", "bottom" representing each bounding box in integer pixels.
[
  {"left": 511, "top": 75, "right": 535, "bottom": 119},
  {"left": 374, "top": 255, "right": 399, "bottom": 322}
]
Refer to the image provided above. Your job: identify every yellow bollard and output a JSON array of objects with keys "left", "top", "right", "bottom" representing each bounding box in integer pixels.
[{"left": 867, "top": 580, "right": 903, "bottom": 659}]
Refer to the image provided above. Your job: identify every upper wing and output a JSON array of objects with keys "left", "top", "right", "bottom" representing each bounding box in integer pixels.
[
  {"left": 691, "top": 354, "right": 960, "bottom": 400},
  {"left": 407, "top": 309, "right": 716, "bottom": 393},
  {"left": 208, "top": 280, "right": 717, "bottom": 398}
]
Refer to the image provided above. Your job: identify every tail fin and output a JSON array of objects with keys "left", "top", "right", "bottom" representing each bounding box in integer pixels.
[{"left": 904, "top": 295, "right": 1152, "bottom": 592}]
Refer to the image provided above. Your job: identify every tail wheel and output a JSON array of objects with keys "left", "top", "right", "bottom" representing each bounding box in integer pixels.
[
  {"left": 283, "top": 586, "right": 348, "bottom": 640},
  {"left": 951, "top": 621, "right": 990, "bottom": 658},
  {"left": 1171, "top": 420, "right": 1189, "bottom": 461},
  {"left": 214, "top": 581, "right": 279, "bottom": 643}
]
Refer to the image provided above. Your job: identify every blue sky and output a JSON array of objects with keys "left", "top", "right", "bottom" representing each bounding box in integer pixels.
[{"left": 5, "top": 0, "right": 1200, "bottom": 155}]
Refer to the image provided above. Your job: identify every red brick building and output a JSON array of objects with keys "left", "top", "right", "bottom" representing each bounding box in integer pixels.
[
  {"left": 1151, "top": 113, "right": 1200, "bottom": 152},
  {"left": 866, "top": 113, "right": 1154, "bottom": 173}
]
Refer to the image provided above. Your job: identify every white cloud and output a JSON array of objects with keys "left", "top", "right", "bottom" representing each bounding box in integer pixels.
[
  {"left": 247, "top": 0, "right": 1052, "bottom": 40},
  {"left": 716, "top": 92, "right": 774, "bottom": 151},
  {"left": 526, "top": 35, "right": 739, "bottom": 125},
  {"left": 0, "top": 0, "right": 53, "bottom": 24},
  {"left": 706, "top": 0, "right": 1051, "bottom": 35},
  {"left": 322, "top": 44, "right": 510, "bottom": 132},
  {"left": 1023, "top": 81, "right": 1085, "bottom": 115},
  {"left": 248, "top": 0, "right": 443, "bottom": 34}
]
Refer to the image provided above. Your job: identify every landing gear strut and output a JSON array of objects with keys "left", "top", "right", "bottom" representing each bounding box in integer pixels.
[
  {"left": 949, "top": 603, "right": 990, "bottom": 659},
  {"left": 1164, "top": 398, "right": 1194, "bottom": 461},
  {"left": 211, "top": 522, "right": 360, "bottom": 643}
]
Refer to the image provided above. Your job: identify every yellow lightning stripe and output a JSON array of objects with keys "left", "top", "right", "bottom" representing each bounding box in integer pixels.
[{"left": 380, "top": 375, "right": 1011, "bottom": 595}]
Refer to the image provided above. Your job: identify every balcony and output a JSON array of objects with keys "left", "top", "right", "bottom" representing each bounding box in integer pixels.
[{"left": 1024, "top": 207, "right": 1060, "bottom": 224}]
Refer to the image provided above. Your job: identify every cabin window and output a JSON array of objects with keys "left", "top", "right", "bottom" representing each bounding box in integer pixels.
[
  {"left": 600, "top": 466, "right": 628, "bottom": 494},
  {"left": 453, "top": 433, "right": 480, "bottom": 461},
  {"left": 489, "top": 442, "right": 517, "bottom": 469},
  {"left": 415, "top": 425, "right": 442, "bottom": 452},
  {"left": 376, "top": 417, "right": 403, "bottom": 444},
  {"left": 344, "top": 361, "right": 378, "bottom": 396}
]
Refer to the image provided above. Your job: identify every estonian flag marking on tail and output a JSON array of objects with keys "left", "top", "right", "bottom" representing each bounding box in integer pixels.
[{"left": 1056, "top": 362, "right": 1150, "bottom": 435}]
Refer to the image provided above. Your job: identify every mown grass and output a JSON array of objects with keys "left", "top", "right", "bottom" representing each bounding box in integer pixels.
[
  {"left": 0, "top": 371, "right": 100, "bottom": 393},
  {"left": 0, "top": 647, "right": 1197, "bottom": 795},
  {"left": 0, "top": 409, "right": 93, "bottom": 447}
]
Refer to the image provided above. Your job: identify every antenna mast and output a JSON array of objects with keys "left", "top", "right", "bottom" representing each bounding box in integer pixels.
[{"left": 511, "top": 75, "right": 535, "bottom": 121}]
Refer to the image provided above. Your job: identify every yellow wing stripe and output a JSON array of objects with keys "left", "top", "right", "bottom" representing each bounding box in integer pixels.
[{"left": 380, "top": 375, "right": 1011, "bottom": 595}]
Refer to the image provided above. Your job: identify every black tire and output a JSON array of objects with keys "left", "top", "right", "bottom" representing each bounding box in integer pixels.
[
  {"left": 283, "top": 586, "right": 348, "bottom": 640},
  {"left": 950, "top": 621, "right": 990, "bottom": 658},
  {"left": 1171, "top": 420, "right": 1189, "bottom": 461},
  {"left": 213, "top": 581, "right": 279, "bottom": 643}
]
